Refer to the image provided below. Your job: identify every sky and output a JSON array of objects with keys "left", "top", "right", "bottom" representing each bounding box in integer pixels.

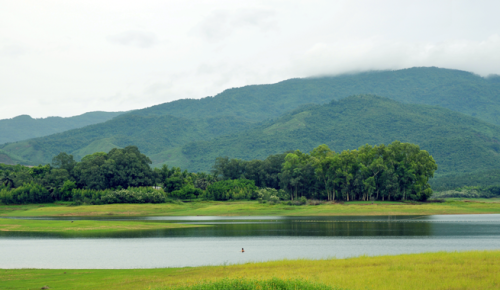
[{"left": 1, "top": 0, "right": 500, "bottom": 119}]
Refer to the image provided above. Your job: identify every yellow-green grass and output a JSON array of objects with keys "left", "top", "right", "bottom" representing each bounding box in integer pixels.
[
  {"left": 0, "top": 218, "right": 207, "bottom": 234},
  {"left": 1, "top": 200, "right": 500, "bottom": 217},
  {"left": 1, "top": 251, "right": 499, "bottom": 290}
]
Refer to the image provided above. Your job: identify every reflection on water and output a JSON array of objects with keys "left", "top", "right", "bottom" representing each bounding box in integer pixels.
[
  {"left": 1, "top": 215, "right": 500, "bottom": 268},
  {"left": 2, "top": 215, "right": 500, "bottom": 238}
]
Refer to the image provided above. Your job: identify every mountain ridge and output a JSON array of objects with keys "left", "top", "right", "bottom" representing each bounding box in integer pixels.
[{"left": 0, "top": 111, "right": 125, "bottom": 144}]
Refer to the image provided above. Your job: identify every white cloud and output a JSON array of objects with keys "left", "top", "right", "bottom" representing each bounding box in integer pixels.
[
  {"left": 0, "top": 44, "right": 27, "bottom": 58},
  {"left": 191, "top": 8, "right": 276, "bottom": 42},
  {"left": 107, "top": 31, "right": 158, "bottom": 48},
  {"left": 290, "top": 35, "right": 500, "bottom": 77}
]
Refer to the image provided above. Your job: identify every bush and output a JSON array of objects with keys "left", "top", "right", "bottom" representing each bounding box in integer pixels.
[
  {"left": 0, "top": 182, "right": 51, "bottom": 204},
  {"left": 257, "top": 188, "right": 289, "bottom": 204},
  {"left": 72, "top": 187, "right": 167, "bottom": 205},
  {"left": 205, "top": 179, "right": 258, "bottom": 200},
  {"left": 308, "top": 199, "right": 325, "bottom": 205},
  {"left": 169, "top": 277, "right": 336, "bottom": 290},
  {"left": 170, "top": 185, "right": 204, "bottom": 200}
]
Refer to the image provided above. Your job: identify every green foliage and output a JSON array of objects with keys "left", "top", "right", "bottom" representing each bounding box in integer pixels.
[
  {"left": 60, "top": 180, "right": 76, "bottom": 201},
  {"left": 429, "top": 169, "right": 500, "bottom": 191},
  {"left": 257, "top": 187, "right": 288, "bottom": 203},
  {"left": 205, "top": 179, "right": 258, "bottom": 200},
  {"left": 0, "top": 111, "right": 124, "bottom": 144},
  {"left": 71, "top": 187, "right": 167, "bottom": 205},
  {"left": 73, "top": 146, "right": 154, "bottom": 190},
  {"left": 214, "top": 142, "right": 437, "bottom": 202},
  {"left": 167, "top": 277, "right": 336, "bottom": 290},
  {"left": 170, "top": 184, "right": 204, "bottom": 200},
  {"left": 0, "top": 182, "right": 51, "bottom": 204}
]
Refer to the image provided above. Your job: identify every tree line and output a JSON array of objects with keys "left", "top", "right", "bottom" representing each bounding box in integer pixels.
[
  {"left": 0, "top": 141, "right": 437, "bottom": 204},
  {"left": 213, "top": 141, "right": 437, "bottom": 201}
]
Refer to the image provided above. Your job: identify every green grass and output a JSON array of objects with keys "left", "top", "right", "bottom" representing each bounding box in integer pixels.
[
  {"left": 0, "top": 218, "right": 207, "bottom": 235},
  {"left": 1, "top": 251, "right": 499, "bottom": 290},
  {"left": 164, "top": 278, "right": 338, "bottom": 290},
  {"left": 1, "top": 200, "right": 500, "bottom": 217}
]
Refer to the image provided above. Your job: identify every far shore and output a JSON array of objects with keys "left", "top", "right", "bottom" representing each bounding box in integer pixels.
[{"left": 1, "top": 199, "right": 500, "bottom": 217}]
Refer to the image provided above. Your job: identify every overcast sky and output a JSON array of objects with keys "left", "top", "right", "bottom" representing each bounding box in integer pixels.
[{"left": 1, "top": 0, "right": 499, "bottom": 119}]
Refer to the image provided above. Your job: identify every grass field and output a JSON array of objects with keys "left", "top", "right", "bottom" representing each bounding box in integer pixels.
[
  {"left": 0, "top": 218, "right": 206, "bottom": 235},
  {"left": 1, "top": 251, "right": 499, "bottom": 290},
  {"left": 1, "top": 200, "right": 500, "bottom": 217}
]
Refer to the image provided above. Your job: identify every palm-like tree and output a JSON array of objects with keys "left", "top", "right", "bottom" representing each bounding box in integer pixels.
[{"left": 0, "top": 171, "right": 15, "bottom": 189}]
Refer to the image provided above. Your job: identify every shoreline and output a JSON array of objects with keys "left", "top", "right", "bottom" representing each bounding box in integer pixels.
[{"left": 2, "top": 200, "right": 500, "bottom": 217}]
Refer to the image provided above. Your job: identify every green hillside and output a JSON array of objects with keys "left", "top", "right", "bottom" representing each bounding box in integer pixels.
[
  {"left": 0, "top": 111, "right": 125, "bottom": 144},
  {"left": 132, "top": 67, "right": 500, "bottom": 125},
  {"left": 0, "top": 149, "right": 25, "bottom": 165},
  {"left": 0, "top": 114, "right": 253, "bottom": 165},
  {"left": 175, "top": 95, "right": 500, "bottom": 186}
]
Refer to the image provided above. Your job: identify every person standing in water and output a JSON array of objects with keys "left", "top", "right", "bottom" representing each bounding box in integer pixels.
[{"left": 241, "top": 248, "right": 245, "bottom": 253}]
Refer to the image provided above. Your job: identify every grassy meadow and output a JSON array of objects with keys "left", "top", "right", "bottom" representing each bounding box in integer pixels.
[
  {"left": 0, "top": 251, "right": 498, "bottom": 290},
  {"left": 0, "top": 218, "right": 207, "bottom": 235},
  {"left": 1, "top": 200, "right": 500, "bottom": 218}
]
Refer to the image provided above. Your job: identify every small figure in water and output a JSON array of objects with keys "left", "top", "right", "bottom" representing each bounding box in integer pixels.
[{"left": 241, "top": 248, "right": 245, "bottom": 253}]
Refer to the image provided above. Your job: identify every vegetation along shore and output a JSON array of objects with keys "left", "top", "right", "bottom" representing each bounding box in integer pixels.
[{"left": 0, "top": 218, "right": 206, "bottom": 235}]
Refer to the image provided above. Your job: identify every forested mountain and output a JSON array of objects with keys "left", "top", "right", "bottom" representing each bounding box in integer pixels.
[
  {"left": 175, "top": 95, "right": 500, "bottom": 188},
  {"left": 0, "top": 111, "right": 125, "bottom": 144},
  {"left": 128, "top": 67, "right": 500, "bottom": 125},
  {"left": 0, "top": 114, "right": 252, "bottom": 165}
]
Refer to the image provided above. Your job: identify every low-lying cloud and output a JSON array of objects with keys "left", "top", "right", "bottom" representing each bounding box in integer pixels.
[{"left": 290, "top": 35, "right": 500, "bottom": 77}]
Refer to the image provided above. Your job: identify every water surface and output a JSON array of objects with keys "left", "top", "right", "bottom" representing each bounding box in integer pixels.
[{"left": 1, "top": 215, "right": 499, "bottom": 268}]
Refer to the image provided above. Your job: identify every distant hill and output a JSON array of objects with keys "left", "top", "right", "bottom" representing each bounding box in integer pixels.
[
  {"left": 0, "top": 114, "right": 253, "bottom": 165},
  {"left": 0, "top": 111, "right": 125, "bottom": 144},
  {"left": 131, "top": 67, "right": 500, "bottom": 125},
  {"left": 0, "top": 149, "right": 25, "bottom": 165}
]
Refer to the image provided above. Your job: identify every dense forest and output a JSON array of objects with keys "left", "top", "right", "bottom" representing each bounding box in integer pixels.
[
  {"left": 2, "top": 67, "right": 500, "bottom": 190},
  {"left": 0, "top": 141, "right": 437, "bottom": 204}
]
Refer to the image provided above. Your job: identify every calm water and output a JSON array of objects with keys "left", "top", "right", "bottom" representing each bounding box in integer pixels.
[{"left": 1, "top": 215, "right": 499, "bottom": 269}]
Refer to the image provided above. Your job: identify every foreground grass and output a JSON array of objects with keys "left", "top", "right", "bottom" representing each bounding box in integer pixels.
[
  {"left": 1, "top": 251, "right": 499, "bottom": 290},
  {"left": 1, "top": 200, "right": 500, "bottom": 217},
  {"left": 0, "top": 218, "right": 206, "bottom": 234},
  {"left": 166, "top": 278, "right": 338, "bottom": 290}
]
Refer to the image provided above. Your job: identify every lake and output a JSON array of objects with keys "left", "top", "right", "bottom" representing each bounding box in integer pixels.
[{"left": 1, "top": 214, "right": 500, "bottom": 269}]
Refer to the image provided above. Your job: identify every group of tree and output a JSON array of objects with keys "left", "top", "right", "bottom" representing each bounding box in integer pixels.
[
  {"left": 0, "top": 141, "right": 437, "bottom": 204},
  {"left": 213, "top": 141, "right": 437, "bottom": 201}
]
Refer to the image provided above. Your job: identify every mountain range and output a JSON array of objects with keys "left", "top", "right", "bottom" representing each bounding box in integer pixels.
[{"left": 2, "top": 67, "right": 500, "bottom": 190}]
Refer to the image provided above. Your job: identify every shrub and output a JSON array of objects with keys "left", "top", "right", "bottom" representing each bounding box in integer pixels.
[
  {"left": 72, "top": 187, "right": 167, "bottom": 205},
  {"left": 168, "top": 277, "right": 336, "bottom": 290},
  {"left": 0, "top": 182, "right": 51, "bottom": 204},
  {"left": 170, "top": 185, "right": 203, "bottom": 200},
  {"left": 205, "top": 179, "right": 258, "bottom": 200}
]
